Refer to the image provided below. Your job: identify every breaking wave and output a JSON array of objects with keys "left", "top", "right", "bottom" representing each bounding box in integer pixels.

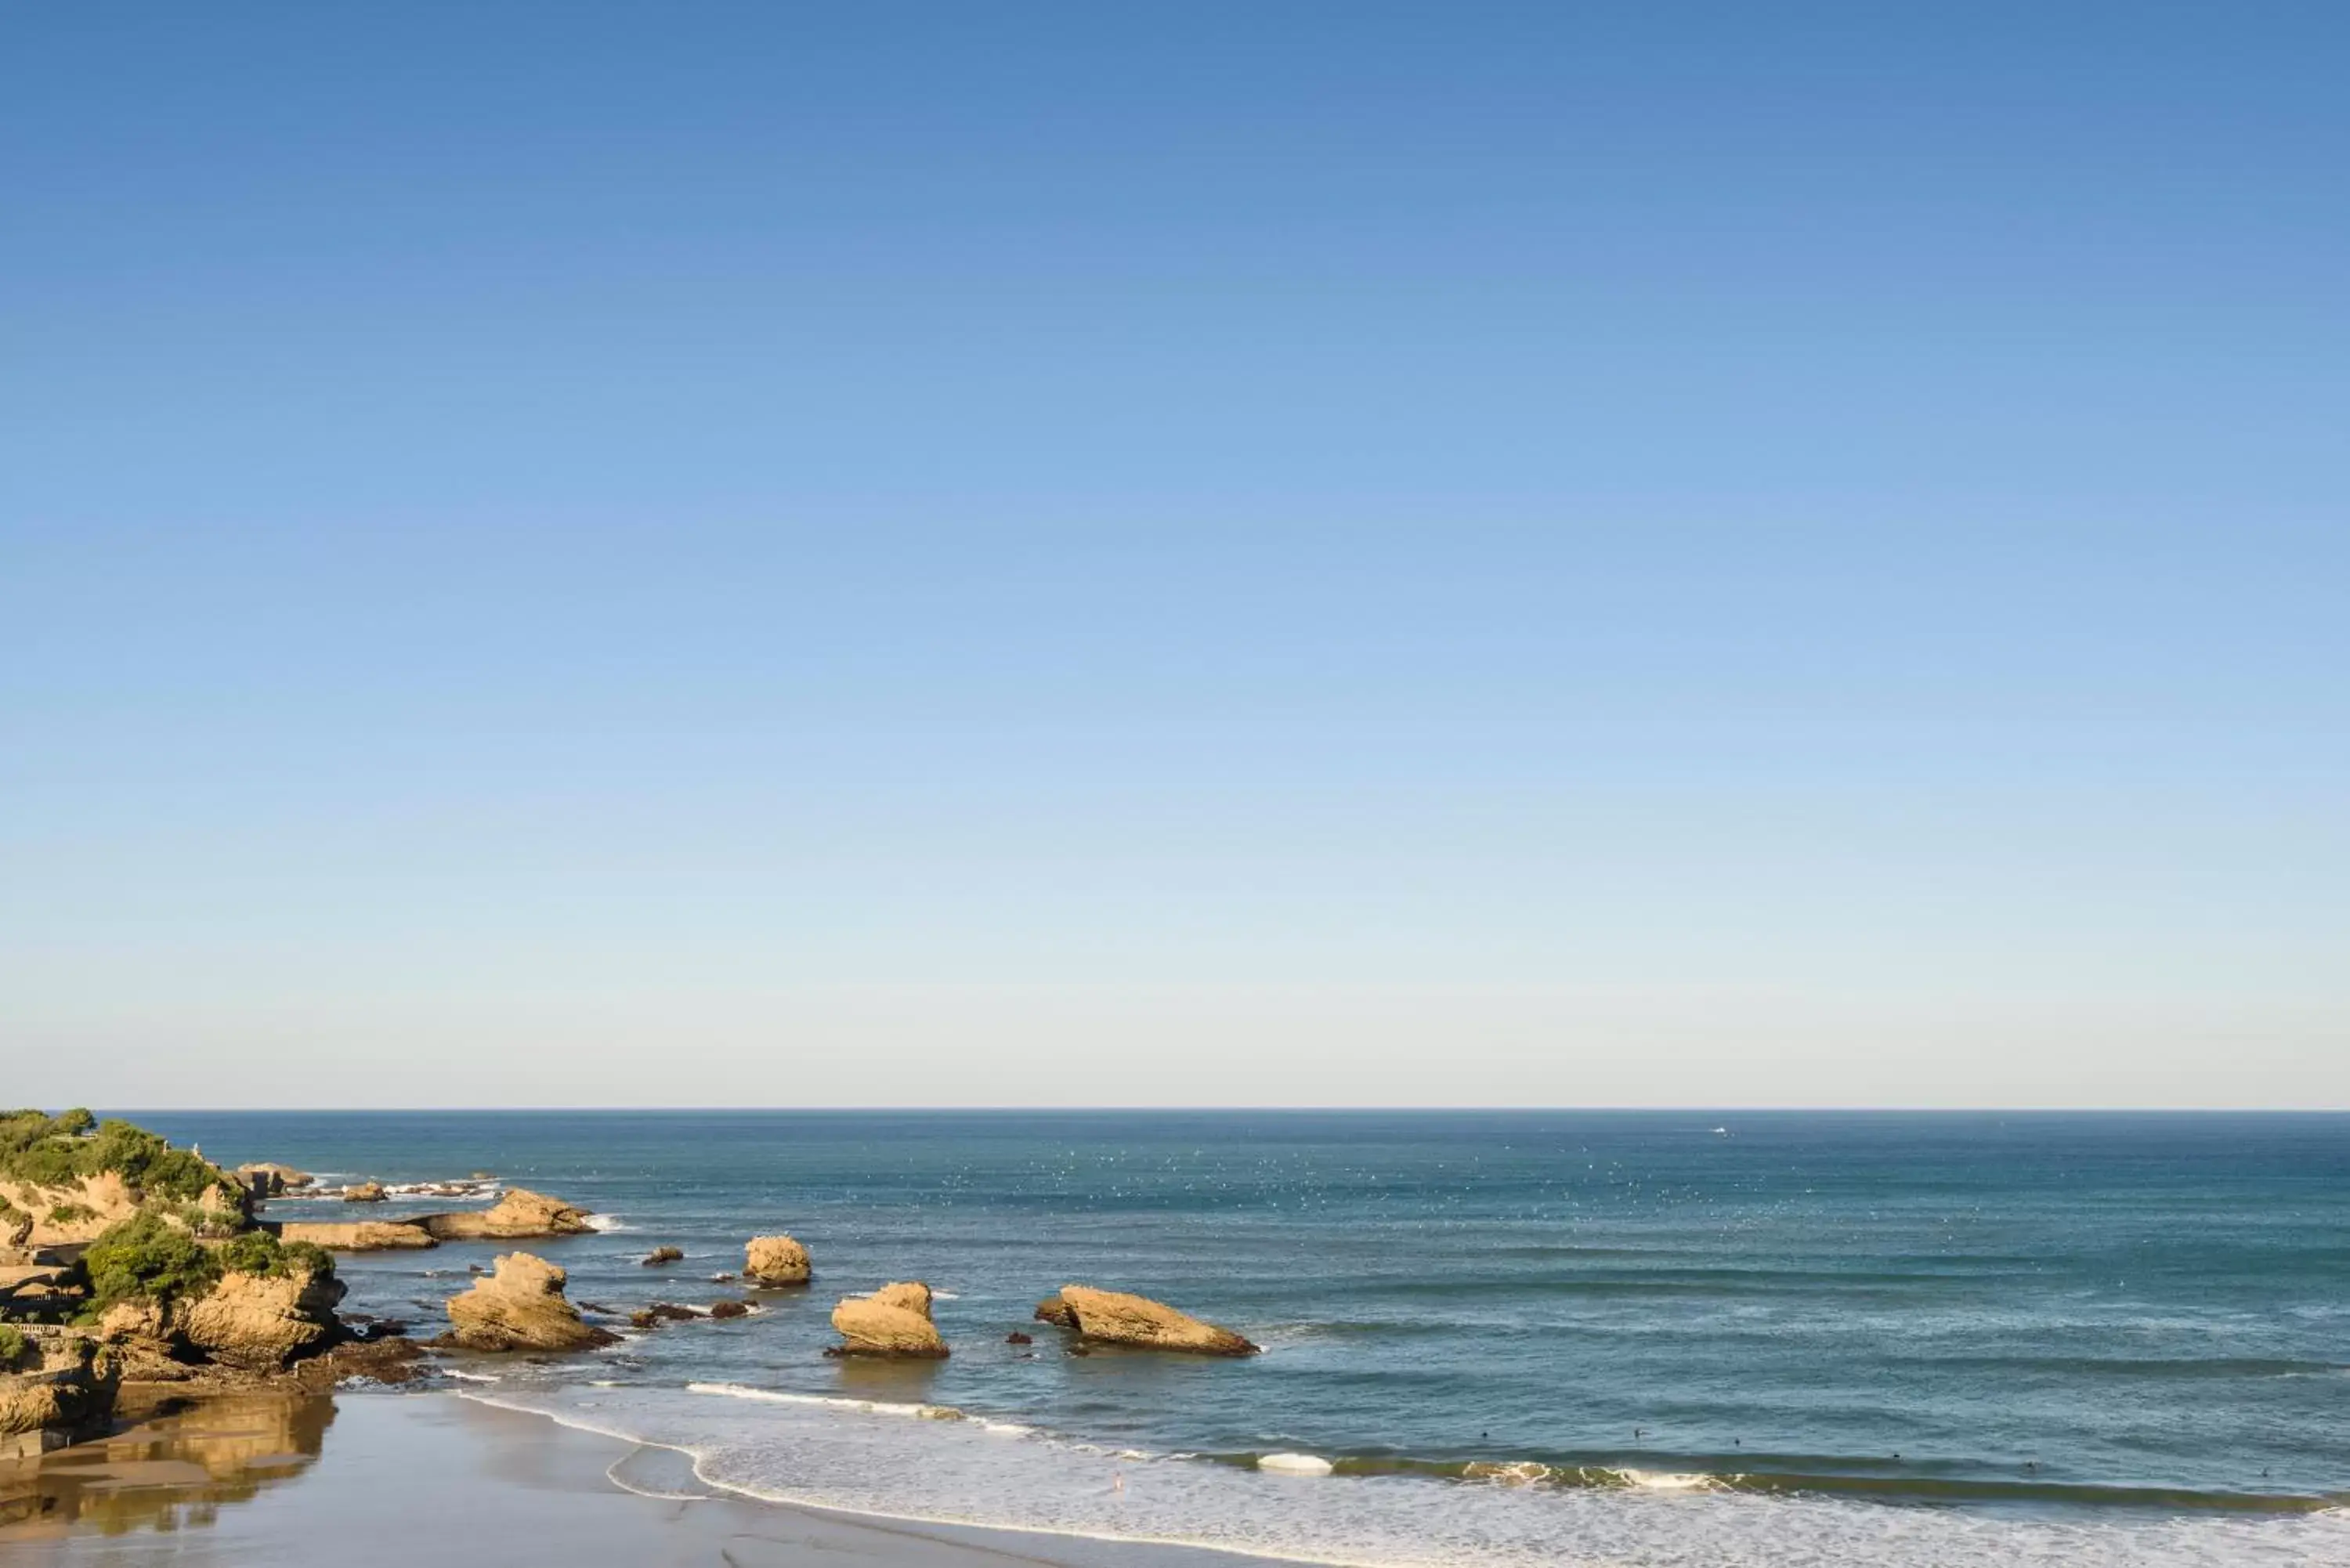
[{"left": 457, "top": 1386, "right": 2350, "bottom": 1568}]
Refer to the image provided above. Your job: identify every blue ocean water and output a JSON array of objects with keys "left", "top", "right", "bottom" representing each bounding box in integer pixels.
[{"left": 132, "top": 1111, "right": 2350, "bottom": 1566}]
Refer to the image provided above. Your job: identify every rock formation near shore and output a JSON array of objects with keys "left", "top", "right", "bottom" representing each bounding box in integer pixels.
[
  {"left": 277, "top": 1219, "right": 437, "bottom": 1252},
  {"left": 341, "top": 1181, "right": 388, "bottom": 1203},
  {"left": 0, "top": 1114, "right": 419, "bottom": 1416},
  {"left": 417, "top": 1188, "right": 595, "bottom": 1241},
  {"left": 873, "top": 1281, "right": 933, "bottom": 1313},
  {"left": 743, "top": 1234, "right": 811, "bottom": 1285},
  {"left": 829, "top": 1280, "right": 947, "bottom": 1357},
  {"left": 1035, "top": 1285, "right": 1258, "bottom": 1355},
  {"left": 91, "top": 1255, "right": 348, "bottom": 1375},
  {"left": 0, "top": 1331, "right": 118, "bottom": 1460},
  {"left": 233, "top": 1162, "right": 313, "bottom": 1198},
  {"left": 175, "top": 1262, "right": 349, "bottom": 1370},
  {"left": 443, "top": 1252, "right": 617, "bottom": 1352}
]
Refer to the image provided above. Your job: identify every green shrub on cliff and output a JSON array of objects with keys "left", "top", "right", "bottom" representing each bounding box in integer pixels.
[
  {"left": 0, "top": 1111, "right": 228, "bottom": 1203},
  {"left": 79, "top": 1216, "right": 337, "bottom": 1318},
  {"left": 212, "top": 1230, "right": 333, "bottom": 1282},
  {"left": 155, "top": 1197, "right": 250, "bottom": 1239},
  {"left": 0, "top": 1324, "right": 28, "bottom": 1367},
  {"left": 80, "top": 1120, "right": 225, "bottom": 1200},
  {"left": 80, "top": 1212, "right": 219, "bottom": 1311}
]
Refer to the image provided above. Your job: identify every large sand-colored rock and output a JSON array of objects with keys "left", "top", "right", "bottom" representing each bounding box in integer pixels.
[
  {"left": 829, "top": 1281, "right": 947, "bottom": 1358},
  {"left": 443, "top": 1252, "right": 616, "bottom": 1352},
  {"left": 177, "top": 1263, "right": 348, "bottom": 1370},
  {"left": 418, "top": 1188, "right": 595, "bottom": 1241},
  {"left": 870, "top": 1281, "right": 932, "bottom": 1313},
  {"left": 744, "top": 1234, "right": 811, "bottom": 1285},
  {"left": 278, "top": 1220, "right": 437, "bottom": 1252},
  {"left": 1037, "top": 1285, "right": 1258, "bottom": 1356}
]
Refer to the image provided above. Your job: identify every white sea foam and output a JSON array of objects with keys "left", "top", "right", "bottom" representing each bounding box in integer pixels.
[
  {"left": 1259, "top": 1454, "right": 1335, "bottom": 1476},
  {"left": 1611, "top": 1469, "right": 1725, "bottom": 1493},
  {"left": 686, "top": 1382, "right": 961, "bottom": 1422},
  {"left": 982, "top": 1422, "right": 1036, "bottom": 1437},
  {"left": 1463, "top": 1461, "right": 1549, "bottom": 1486},
  {"left": 443, "top": 1370, "right": 501, "bottom": 1384},
  {"left": 461, "top": 1385, "right": 2350, "bottom": 1568},
  {"left": 584, "top": 1213, "right": 630, "bottom": 1233}
]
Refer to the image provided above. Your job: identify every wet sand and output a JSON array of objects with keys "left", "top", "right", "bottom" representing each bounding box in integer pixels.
[{"left": 0, "top": 1390, "right": 1292, "bottom": 1568}]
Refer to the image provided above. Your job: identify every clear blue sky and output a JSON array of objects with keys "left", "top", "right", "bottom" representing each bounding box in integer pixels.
[{"left": 4, "top": 4, "right": 2344, "bottom": 1107}]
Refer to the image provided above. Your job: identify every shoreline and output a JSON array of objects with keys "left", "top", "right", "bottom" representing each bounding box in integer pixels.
[
  {"left": 13, "top": 1111, "right": 2348, "bottom": 1568},
  {"left": 1, "top": 1387, "right": 1325, "bottom": 1568},
  {"left": 453, "top": 1389, "right": 1388, "bottom": 1568},
  {"left": 9, "top": 1383, "right": 2350, "bottom": 1568}
]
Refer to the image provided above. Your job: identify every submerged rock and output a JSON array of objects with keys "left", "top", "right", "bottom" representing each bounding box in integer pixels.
[
  {"left": 642, "top": 1246, "right": 683, "bottom": 1267},
  {"left": 743, "top": 1234, "right": 810, "bottom": 1285},
  {"left": 442, "top": 1252, "right": 617, "bottom": 1352},
  {"left": 1036, "top": 1285, "right": 1258, "bottom": 1356},
  {"left": 292, "top": 1335, "right": 429, "bottom": 1390},
  {"left": 828, "top": 1280, "right": 947, "bottom": 1358},
  {"left": 417, "top": 1188, "right": 595, "bottom": 1241}
]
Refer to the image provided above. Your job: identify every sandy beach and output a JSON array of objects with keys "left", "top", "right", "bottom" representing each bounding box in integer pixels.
[{"left": 0, "top": 1390, "right": 1292, "bottom": 1568}]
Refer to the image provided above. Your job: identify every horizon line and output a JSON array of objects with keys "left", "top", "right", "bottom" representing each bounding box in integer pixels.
[{"left": 98, "top": 1104, "right": 2350, "bottom": 1115}]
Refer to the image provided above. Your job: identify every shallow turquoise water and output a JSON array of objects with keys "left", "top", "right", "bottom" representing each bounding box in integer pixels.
[{"left": 133, "top": 1111, "right": 2350, "bottom": 1566}]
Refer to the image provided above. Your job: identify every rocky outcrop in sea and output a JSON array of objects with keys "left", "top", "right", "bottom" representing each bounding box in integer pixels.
[
  {"left": 1035, "top": 1285, "right": 1260, "bottom": 1355},
  {"left": 830, "top": 1280, "right": 948, "bottom": 1358},
  {"left": 441, "top": 1252, "right": 618, "bottom": 1352},
  {"left": 743, "top": 1234, "right": 811, "bottom": 1285}
]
